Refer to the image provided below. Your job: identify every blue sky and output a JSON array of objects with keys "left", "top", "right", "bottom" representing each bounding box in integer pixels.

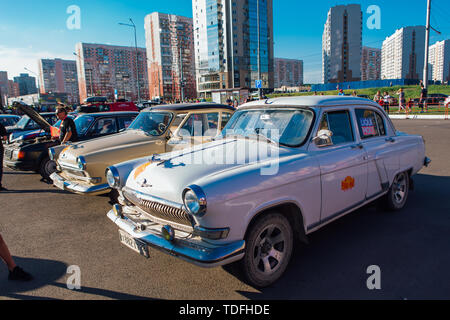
[{"left": 1, "top": 0, "right": 449, "bottom": 83}]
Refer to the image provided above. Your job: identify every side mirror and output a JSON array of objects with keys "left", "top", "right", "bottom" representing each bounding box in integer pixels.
[{"left": 313, "top": 129, "right": 333, "bottom": 147}]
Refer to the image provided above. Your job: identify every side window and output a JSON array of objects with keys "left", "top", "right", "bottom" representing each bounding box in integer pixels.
[
  {"left": 374, "top": 112, "right": 386, "bottom": 136},
  {"left": 178, "top": 113, "right": 219, "bottom": 137},
  {"left": 205, "top": 113, "right": 219, "bottom": 136},
  {"left": 221, "top": 112, "right": 232, "bottom": 129},
  {"left": 118, "top": 115, "right": 136, "bottom": 130},
  {"left": 88, "top": 117, "right": 117, "bottom": 136},
  {"left": 26, "top": 120, "right": 40, "bottom": 129},
  {"left": 318, "top": 110, "right": 354, "bottom": 145},
  {"left": 355, "top": 109, "right": 384, "bottom": 139}
]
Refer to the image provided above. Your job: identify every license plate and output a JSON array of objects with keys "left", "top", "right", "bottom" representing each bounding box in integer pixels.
[
  {"left": 5, "top": 149, "right": 13, "bottom": 159},
  {"left": 118, "top": 230, "right": 149, "bottom": 258}
]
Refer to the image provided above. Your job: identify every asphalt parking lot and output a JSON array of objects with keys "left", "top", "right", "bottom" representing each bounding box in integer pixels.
[{"left": 1, "top": 119, "right": 449, "bottom": 300}]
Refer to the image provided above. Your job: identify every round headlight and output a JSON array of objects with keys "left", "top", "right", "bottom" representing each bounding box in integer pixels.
[
  {"left": 183, "top": 185, "right": 207, "bottom": 217},
  {"left": 77, "top": 156, "right": 86, "bottom": 170},
  {"left": 106, "top": 166, "right": 120, "bottom": 189}
]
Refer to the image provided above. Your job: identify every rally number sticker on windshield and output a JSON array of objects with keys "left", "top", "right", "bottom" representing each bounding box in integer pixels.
[{"left": 360, "top": 118, "right": 376, "bottom": 136}]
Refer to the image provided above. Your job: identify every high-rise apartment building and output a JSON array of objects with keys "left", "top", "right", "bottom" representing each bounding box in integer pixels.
[
  {"left": 75, "top": 43, "right": 149, "bottom": 103},
  {"left": 8, "top": 80, "right": 20, "bottom": 97},
  {"left": 322, "top": 4, "right": 362, "bottom": 84},
  {"left": 0, "top": 71, "right": 9, "bottom": 107},
  {"left": 381, "top": 26, "right": 426, "bottom": 80},
  {"left": 274, "top": 58, "right": 303, "bottom": 88},
  {"left": 192, "top": 0, "right": 274, "bottom": 96},
  {"left": 428, "top": 39, "right": 450, "bottom": 83},
  {"left": 361, "top": 47, "right": 381, "bottom": 81},
  {"left": 13, "top": 73, "right": 37, "bottom": 96},
  {"left": 145, "top": 12, "right": 196, "bottom": 101},
  {"left": 39, "top": 58, "right": 80, "bottom": 104}
]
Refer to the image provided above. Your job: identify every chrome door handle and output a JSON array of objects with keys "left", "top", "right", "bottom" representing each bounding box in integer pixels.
[
  {"left": 385, "top": 137, "right": 396, "bottom": 143},
  {"left": 351, "top": 144, "right": 364, "bottom": 150}
]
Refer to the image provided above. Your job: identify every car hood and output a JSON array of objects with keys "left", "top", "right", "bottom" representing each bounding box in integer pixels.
[
  {"left": 125, "top": 138, "right": 289, "bottom": 204},
  {"left": 12, "top": 101, "right": 51, "bottom": 131},
  {"left": 58, "top": 130, "right": 160, "bottom": 166}
]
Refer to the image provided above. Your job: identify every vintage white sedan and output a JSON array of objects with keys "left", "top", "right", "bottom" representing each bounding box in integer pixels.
[{"left": 106, "top": 96, "right": 430, "bottom": 288}]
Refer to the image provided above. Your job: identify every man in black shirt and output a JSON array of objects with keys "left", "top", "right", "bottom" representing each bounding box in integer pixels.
[
  {"left": 0, "top": 121, "right": 7, "bottom": 191},
  {"left": 55, "top": 107, "right": 78, "bottom": 143},
  {"left": 419, "top": 82, "right": 428, "bottom": 113}
]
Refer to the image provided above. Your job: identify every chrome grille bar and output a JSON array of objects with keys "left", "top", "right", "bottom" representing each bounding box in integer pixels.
[{"left": 123, "top": 188, "right": 191, "bottom": 226}]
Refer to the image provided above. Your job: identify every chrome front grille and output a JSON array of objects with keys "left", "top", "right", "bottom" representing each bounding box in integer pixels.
[{"left": 123, "top": 188, "right": 191, "bottom": 226}]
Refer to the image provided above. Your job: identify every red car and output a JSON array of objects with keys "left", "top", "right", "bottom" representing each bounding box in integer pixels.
[{"left": 76, "top": 101, "right": 138, "bottom": 113}]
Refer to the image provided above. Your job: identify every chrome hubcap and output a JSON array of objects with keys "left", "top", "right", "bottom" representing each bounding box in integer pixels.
[
  {"left": 393, "top": 174, "right": 407, "bottom": 203},
  {"left": 253, "top": 224, "right": 286, "bottom": 275}
]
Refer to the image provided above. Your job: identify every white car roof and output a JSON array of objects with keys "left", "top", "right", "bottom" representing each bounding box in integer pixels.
[{"left": 240, "top": 96, "right": 382, "bottom": 110}]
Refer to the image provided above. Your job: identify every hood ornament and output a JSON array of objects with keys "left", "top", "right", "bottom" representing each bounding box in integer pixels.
[
  {"left": 138, "top": 178, "right": 153, "bottom": 188},
  {"left": 151, "top": 154, "right": 168, "bottom": 166}
]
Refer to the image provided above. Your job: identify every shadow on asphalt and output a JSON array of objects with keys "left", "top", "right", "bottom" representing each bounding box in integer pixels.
[
  {"left": 0, "top": 257, "right": 152, "bottom": 300},
  {"left": 0, "top": 189, "right": 67, "bottom": 194},
  {"left": 226, "top": 174, "right": 450, "bottom": 300}
]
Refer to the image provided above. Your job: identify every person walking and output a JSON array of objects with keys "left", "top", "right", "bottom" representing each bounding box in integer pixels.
[
  {"left": 397, "top": 88, "right": 406, "bottom": 112},
  {"left": 0, "top": 233, "right": 33, "bottom": 281},
  {"left": 0, "top": 121, "right": 7, "bottom": 191},
  {"left": 419, "top": 82, "right": 428, "bottom": 113},
  {"left": 383, "top": 92, "right": 392, "bottom": 114}
]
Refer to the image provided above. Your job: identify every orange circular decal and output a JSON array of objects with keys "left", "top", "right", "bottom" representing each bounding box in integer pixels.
[{"left": 341, "top": 176, "right": 355, "bottom": 191}]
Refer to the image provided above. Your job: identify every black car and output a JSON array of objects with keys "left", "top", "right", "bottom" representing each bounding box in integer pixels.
[
  {"left": 6, "top": 112, "right": 58, "bottom": 141},
  {"left": 3, "top": 103, "right": 138, "bottom": 180},
  {"left": 0, "top": 115, "right": 21, "bottom": 127},
  {"left": 413, "top": 93, "right": 448, "bottom": 105}
]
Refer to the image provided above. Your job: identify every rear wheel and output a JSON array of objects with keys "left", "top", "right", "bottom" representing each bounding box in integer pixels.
[
  {"left": 384, "top": 171, "right": 410, "bottom": 211},
  {"left": 39, "top": 156, "right": 57, "bottom": 181},
  {"left": 238, "top": 212, "right": 293, "bottom": 288}
]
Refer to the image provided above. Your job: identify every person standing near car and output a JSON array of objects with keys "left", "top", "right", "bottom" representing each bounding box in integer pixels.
[
  {"left": 0, "top": 121, "right": 7, "bottom": 191},
  {"left": 397, "top": 88, "right": 406, "bottom": 112},
  {"left": 419, "top": 81, "right": 428, "bottom": 113},
  {"left": 55, "top": 107, "right": 78, "bottom": 143}
]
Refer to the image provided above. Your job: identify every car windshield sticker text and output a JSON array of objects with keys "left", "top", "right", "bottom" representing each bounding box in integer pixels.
[{"left": 360, "top": 118, "right": 376, "bottom": 136}]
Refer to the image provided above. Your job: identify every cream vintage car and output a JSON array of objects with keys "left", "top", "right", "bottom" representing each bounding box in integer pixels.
[
  {"left": 49, "top": 103, "right": 234, "bottom": 198},
  {"left": 105, "top": 96, "right": 430, "bottom": 288}
]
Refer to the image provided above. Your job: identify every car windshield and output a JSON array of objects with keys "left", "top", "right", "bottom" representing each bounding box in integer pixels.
[
  {"left": 127, "top": 111, "right": 173, "bottom": 136},
  {"left": 221, "top": 108, "right": 315, "bottom": 147},
  {"left": 15, "top": 115, "right": 31, "bottom": 129}
]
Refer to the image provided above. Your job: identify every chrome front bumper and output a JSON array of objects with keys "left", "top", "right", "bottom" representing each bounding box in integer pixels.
[
  {"left": 107, "top": 209, "right": 245, "bottom": 268},
  {"left": 50, "top": 172, "right": 110, "bottom": 195}
]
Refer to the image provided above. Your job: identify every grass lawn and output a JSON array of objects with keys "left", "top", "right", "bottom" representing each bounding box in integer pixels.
[{"left": 269, "top": 85, "right": 450, "bottom": 101}]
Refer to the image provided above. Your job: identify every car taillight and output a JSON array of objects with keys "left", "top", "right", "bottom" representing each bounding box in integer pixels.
[{"left": 17, "top": 151, "right": 26, "bottom": 160}]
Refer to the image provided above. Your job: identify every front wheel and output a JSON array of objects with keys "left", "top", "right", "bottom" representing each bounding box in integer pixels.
[
  {"left": 238, "top": 212, "right": 294, "bottom": 288},
  {"left": 39, "top": 156, "right": 57, "bottom": 181},
  {"left": 384, "top": 171, "right": 410, "bottom": 211}
]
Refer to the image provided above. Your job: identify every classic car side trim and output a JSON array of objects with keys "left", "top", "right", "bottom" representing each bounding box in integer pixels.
[
  {"left": 306, "top": 189, "right": 388, "bottom": 232},
  {"left": 50, "top": 172, "right": 110, "bottom": 195},
  {"left": 107, "top": 210, "right": 245, "bottom": 268}
]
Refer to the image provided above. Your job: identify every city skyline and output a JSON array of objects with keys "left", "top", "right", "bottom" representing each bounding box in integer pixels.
[{"left": 1, "top": 0, "right": 449, "bottom": 84}]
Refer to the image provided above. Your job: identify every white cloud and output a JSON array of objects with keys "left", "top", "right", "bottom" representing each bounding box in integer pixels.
[{"left": 0, "top": 46, "right": 74, "bottom": 79}]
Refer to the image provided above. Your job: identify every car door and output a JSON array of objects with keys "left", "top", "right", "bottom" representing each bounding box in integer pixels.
[
  {"left": 354, "top": 108, "right": 399, "bottom": 198},
  {"left": 312, "top": 109, "right": 368, "bottom": 223}
]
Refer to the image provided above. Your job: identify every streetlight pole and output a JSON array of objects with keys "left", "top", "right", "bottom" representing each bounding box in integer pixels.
[
  {"left": 24, "top": 67, "right": 40, "bottom": 95},
  {"left": 119, "top": 18, "right": 141, "bottom": 103},
  {"left": 423, "top": 0, "right": 432, "bottom": 90},
  {"left": 257, "top": 0, "right": 262, "bottom": 100}
]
